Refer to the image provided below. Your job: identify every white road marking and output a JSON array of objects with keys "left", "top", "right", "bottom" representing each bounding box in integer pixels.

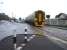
[
  {"left": 21, "top": 43, "right": 26, "bottom": 46},
  {"left": 14, "top": 43, "right": 16, "bottom": 50},
  {"left": 46, "top": 35, "right": 67, "bottom": 44},
  {"left": 27, "top": 35, "right": 36, "bottom": 41},
  {"left": 46, "top": 35, "right": 67, "bottom": 49},
  {"left": 16, "top": 43, "right": 26, "bottom": 50},
  {"left": 16, "top": 35, "right": 36, "bottom": 50},
  {"left": 16, "top": 46, "right": 23, "bottom": 50},
  {"left": 34, "top": 27, "right": 67, "bottom": 44},
  {"left": 24, "top": 36, "right": 28, "bottom": 39}
]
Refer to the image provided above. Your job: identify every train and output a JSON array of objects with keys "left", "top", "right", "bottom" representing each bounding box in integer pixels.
[{"left": 25, "top": 10, "right": 45, "bottom": 27}]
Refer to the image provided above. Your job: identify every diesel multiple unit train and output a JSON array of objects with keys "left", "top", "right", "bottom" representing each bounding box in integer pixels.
[
  {"left": 25, "top": 10, "right": 45, "bottom": 27},
  {"left": 25, "top": 10, "right": 67, "bottom": 27}
]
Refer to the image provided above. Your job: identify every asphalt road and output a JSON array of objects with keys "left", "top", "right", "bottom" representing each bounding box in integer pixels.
[
  {"left": 0, "top": 34, "right": 65, "bottom": 50},
  {"left": 0, "top": 23, "right": 67, "bottom": 50}
]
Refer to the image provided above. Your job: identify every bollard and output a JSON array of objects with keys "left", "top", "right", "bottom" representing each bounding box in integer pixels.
[{"left": 24, "top": 27, "right": 28, "bottom": 43}]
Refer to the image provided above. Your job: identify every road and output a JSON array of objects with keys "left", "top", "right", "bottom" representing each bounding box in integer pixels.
[
  {"left": 0, "top": 21, "right": 67, "bottom": 50},
  {"left": 0, "top": 34, "right": 65, "bottom": 50}
]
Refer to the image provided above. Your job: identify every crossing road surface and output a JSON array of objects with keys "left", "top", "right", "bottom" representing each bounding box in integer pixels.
[
  {"left": 0, "top": 23, "right": 67, "bottom": 50},
  {"left": 0, "top": 34, "right": 65, "bottom": 50}
]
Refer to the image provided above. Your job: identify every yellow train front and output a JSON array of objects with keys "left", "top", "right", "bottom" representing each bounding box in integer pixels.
[
  {"left": 25, "top": 10, "right": 45, "bottom": 27},
  {"left": 34, "top": 10, "right": 45, "bottom": 27}
]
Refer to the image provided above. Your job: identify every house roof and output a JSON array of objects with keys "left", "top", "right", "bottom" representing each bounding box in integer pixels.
[{"left": 57, "top": 13, "right": 67, "bottom": 20}]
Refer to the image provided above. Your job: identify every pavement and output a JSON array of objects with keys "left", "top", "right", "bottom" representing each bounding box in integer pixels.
[{"left": 47, "top": 26, "right": 67, "bottom": 30}]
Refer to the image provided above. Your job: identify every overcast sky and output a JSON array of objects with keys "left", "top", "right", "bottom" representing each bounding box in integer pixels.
[{"left": 0, "top": 0, "right": 67, "bottom": 19}]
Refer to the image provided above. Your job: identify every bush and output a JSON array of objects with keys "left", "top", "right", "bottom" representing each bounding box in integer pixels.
[{"left": 0, "top": 13, "right": 10, "bottom": 20}]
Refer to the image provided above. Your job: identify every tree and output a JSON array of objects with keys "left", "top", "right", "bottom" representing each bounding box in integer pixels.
[
  {"left": 46, "top": 15, "right": 50, "bottom": 19},
  {"left": 0, "top": 13, "right": 10, "bottom": 20},
  {"left": 19, "top": 17, "right": 22, "bottom": 21}
]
